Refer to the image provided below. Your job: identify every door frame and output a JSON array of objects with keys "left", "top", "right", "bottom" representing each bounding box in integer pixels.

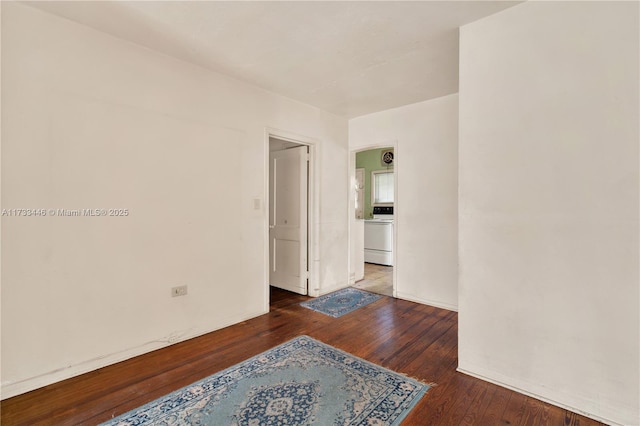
[
  {"left": 349, "top": 141, "right": 398, "bottom": 297},
  {"left": 264, "top": 128, "right": 319, "bottom": 309}
]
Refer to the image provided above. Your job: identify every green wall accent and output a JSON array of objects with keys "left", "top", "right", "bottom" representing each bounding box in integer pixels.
[{"left": 355, "top": 147, "right": 394, "bottom": 219}]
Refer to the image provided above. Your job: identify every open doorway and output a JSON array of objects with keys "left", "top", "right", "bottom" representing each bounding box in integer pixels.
[
  {"left": 268, "top": 138, "right": 308, "bottom": 295},
  {"left": 350, "top": 146, "right": 396, "bottom": 297},
  {"left": 266, "top": 131, "right": 317, "bottom": 302},
  {"left": 353, "top": 263, "right": 393, "bottom": 296}
]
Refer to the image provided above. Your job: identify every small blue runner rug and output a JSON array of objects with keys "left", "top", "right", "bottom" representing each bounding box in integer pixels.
[
  {"left": 300, "top": 287, "right": 382, "bottom": 318},
  {"left": 102, "top": 335, "right": 429, "bottom": 425}
]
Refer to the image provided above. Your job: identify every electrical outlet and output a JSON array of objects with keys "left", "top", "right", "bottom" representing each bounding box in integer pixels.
[{"left": 171, "top": 285, "right": 188, "bottom": 297}]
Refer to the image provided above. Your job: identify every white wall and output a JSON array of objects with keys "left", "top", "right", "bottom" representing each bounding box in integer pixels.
[
  {"left": 347, "top": 153, "right": 365, "bottom": 286},
  {"left": 1, "top": 2, "right": 348, "bottom": 398},
  {"left": 348, "top": 206, "right": 365, "bottom": 283},
  {"left": 349, "top": 94, "right": 458, "bottom": 310},
  {"left": 458, "top": 2, "right": 639, "bottom": 425}
]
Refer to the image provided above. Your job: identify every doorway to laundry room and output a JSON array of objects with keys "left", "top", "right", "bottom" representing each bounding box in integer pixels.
[{"left": 351, "top": 146, "right": 395, "bottom": 297}]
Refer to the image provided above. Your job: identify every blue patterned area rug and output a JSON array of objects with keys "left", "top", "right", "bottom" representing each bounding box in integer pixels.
[
  {"left": 102, "top": 336, "right": 429, "bottom": 426},
  {"left": 300, "top": 287, "right": 382, "bottom": 318}
]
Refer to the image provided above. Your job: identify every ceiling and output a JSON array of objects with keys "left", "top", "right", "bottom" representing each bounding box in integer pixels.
[{"left": 25, "top": 1, "right": 519, "bottom": 118}]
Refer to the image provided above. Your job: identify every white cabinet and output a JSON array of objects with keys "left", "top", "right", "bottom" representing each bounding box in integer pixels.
[{"left": 364, "top": 220, "right": 393, "bottom": 266}]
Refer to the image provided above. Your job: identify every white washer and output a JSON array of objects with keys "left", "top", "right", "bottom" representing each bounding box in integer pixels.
[{"left": 364, "top": 207, "right": 394, "bottom": 266}]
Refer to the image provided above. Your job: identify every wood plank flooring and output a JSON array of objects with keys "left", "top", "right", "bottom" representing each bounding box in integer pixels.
[{"left": 1, "top": 288, "right": 605, "bottom": 425}]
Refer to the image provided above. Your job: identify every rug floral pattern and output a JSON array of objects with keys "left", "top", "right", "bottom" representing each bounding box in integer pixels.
[
  {"left": 102, "top": 336, "right": 429, "bottom": 426},
  {"left": 300, "top": 287, "right": 382, "bottom": 318}
]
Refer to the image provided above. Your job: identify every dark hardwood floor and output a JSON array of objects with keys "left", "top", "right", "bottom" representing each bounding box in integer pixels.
[{"left": 1, "top": 288, "right": 605, "bottom": 425}]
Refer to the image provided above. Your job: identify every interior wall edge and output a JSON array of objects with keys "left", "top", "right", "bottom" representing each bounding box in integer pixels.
[
  {"left": 314, "top": 281, "right": 351, "bottom": 298},
  {"left": 395, "top": 292, "right": 458, "bottom": 312},
  {"left": 456, "top": 365, "right": 628, "bottom": 426}
]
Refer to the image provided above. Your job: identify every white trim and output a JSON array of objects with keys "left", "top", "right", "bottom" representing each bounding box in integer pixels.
[
  {"left": 349, "top": 141, "right": 398, "bottom": 298},
  {"left": 395, "top": 292, "right": 458, "bottom": 312},
  {"left": 264, "top": 128, "right": 320, "bottom": 303},
  {"left": 354, "top": 167, "right": 365, "bottom": 220},
  {"left": 456, "top": 366, "right": 627, "bottom": 426}
]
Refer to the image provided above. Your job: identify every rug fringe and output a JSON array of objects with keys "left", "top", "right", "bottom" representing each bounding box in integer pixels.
[{"left": 401, "top": 372, "right": 437, "bottom": 388}]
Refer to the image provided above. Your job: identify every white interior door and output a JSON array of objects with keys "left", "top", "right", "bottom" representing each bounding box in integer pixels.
[{"left": 269, "top": 145, "right": 308, "bottom": 295}]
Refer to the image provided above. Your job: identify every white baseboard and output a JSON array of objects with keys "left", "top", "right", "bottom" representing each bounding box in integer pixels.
[
  {"left": 313, "top": 282, "right": 351, "bottom": 297},
  {"left": 395, "top": 292, "right": 458, "bottom": 312},
  {"left": 1, "top": 309, "right": 268, "bottom": 400},
  {"left": 457, "top": 364, "right": 634, "bottom": 426}
]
